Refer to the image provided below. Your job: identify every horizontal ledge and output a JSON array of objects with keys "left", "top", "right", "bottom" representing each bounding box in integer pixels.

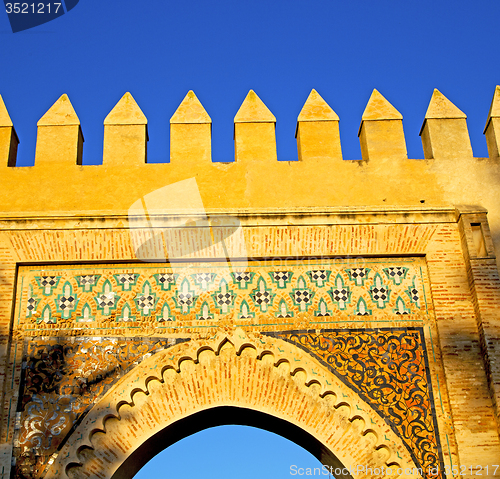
[
  {"left": 233, "top": 119, "right": 276, "bottom": 124},
  {"left": 3, "top": 157, "right": 494, "bottom": 169},
  {"left": 455, "top": 205, "right": 488, "bottom": 214},
  {"left": 418, "top": 116, "right": 467, "bottom": 136},
  {"left": 0, "top": 206, "right": 458, "bottom": 230},
  {"left": 357, "top": 117, "right": 403, "bottom": 136},
  {"left": 296, "top": 119, "right": 339, "bottom": 123},
  {"left": 170, "top": 120, "right": 211, "bottom": 125}
]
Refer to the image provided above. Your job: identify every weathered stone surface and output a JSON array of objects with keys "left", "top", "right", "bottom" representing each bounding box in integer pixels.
[
  {"left": 104, "top": 92, "right": 147, "bottom": 125},
  {"left": 37, "top": 94, "right": 80, "bottom": 126},
  {"left": 0, "top": 89, "right": 499, "bottom": 479},
  {"left": 103, "top": 92, "right": 148, "bottom": 165},
  {"left": 359, "top": 89, "right": 407, "bottom": 161}
]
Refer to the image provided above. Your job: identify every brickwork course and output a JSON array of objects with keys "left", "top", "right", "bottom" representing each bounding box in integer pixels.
[{"left": 0, "top": 87, "right": 499, "bottom": 478}]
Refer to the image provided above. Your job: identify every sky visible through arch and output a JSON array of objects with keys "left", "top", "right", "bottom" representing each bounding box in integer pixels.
[{"left": 134, "top": 425, "right": 326, "bottom": 479}]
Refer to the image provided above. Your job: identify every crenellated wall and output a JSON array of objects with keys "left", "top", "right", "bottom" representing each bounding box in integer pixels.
[
  {"left": 1, "top": 87, "right": 500, "bottom": 478},
  {"left": 1, "top": 87, "right": 500, "bottom": 269}
]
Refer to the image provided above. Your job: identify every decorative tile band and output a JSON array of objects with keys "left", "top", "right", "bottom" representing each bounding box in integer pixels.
[{"left": 16, "top": 258, "right": 430, "bottom": 332}]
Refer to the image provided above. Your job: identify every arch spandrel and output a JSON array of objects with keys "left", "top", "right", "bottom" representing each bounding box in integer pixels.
[{"left": 44, "top": 329, "right": 418, "bottom": 479}]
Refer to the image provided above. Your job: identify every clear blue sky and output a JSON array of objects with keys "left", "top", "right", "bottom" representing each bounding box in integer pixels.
[
  {"left": 135, "top": 426, "right": 325, "bottom": 479},
  {"left": 1, "top": 0, "right": 499, "bottom": 476},
  {"left": 1, "top": 0, "right": 499, "bottom": 166}
]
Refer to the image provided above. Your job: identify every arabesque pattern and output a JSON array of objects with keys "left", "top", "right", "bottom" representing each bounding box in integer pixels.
[
  {"left": 267, "top": 328, "right": 444, "bottom": 479},
  {"left": 41, "top": 330, "right": 422, "bottom": 479},
  {"left": 13, "top": 336, "right": 187, "bottom": 479}
]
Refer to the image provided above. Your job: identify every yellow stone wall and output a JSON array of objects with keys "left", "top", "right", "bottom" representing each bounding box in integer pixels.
[
  {"left": 0, "top": 88, "right": 499, "bottom": 269},
  {"left": 0, "top": 87, "right": 499, "bottom": 478}
]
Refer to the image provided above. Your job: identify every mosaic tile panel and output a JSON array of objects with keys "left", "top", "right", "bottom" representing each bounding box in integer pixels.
[
  {"left": 13, "top": 337, "right": 187, "bottom": 479},
  {"left": 265, "top": 328, "right": 444, "bottom": 479},
  {"left": 15, "top": 258, "right": 430, "bottom": 332}
]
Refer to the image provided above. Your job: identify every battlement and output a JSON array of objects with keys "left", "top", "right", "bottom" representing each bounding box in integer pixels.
[
  {"left": 3, "top": 86, "right": 500, "bottom": 479},
  {"left": 0, "top": 87, "right": 499, "bottom": 218},
  {"left": 3, "top": 88, "right": 500, "bottom": 168}
]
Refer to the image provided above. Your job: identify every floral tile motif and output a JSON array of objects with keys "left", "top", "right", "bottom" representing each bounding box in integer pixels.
[
  {"left": 76, "top": 274, "right": 101, "bottom": 292},
  {"left": 346, "top": 267, "right": 370, "bottom": 286},
  {"left": 328, "top": 274, "right": 351, "bottom": 311},
  {"left": 289, "top": 276, "right": 314, "bottom": 312},
  {"left": 16, "top": 259, "right": 428, "bottom": 330},
  {"left": 250, "top": 276, "right": 275, "bottom": 313},
  {"left": 306, "top": 270, "right": 331, "bottom": 288},
  {"left": 212, "top": 279, "right": 235, "bottom": 314}
]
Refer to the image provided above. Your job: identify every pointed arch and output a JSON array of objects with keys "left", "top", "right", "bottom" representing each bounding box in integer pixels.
[{"left": 44, "top": 331, "right": 419, "bottom": 479}]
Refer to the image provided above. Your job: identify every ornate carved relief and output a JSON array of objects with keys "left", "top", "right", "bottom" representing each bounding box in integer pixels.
[
  {"left": 13, "top": 337, "right": 188, "bottom": 478},
  {"left": 42, "top": 330, "right": 418, "bottom": 479},
  {"left": 266, "top": 329, "right": 444, "bottom": 477}
]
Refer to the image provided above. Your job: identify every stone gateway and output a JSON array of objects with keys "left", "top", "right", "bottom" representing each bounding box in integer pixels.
[{"left": 0, "top": 87, "right": 499, "bottom": 478}]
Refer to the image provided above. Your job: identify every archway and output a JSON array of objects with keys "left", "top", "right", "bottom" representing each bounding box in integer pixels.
[
  {"left": 43, "top": 330, "right": 419, "bottom": 479},
  {"left": 133, "top": 424, "right": 327, "bottom": 479},
  {"left": 120, "top": 407, "right": 340, "bottom": 479}
]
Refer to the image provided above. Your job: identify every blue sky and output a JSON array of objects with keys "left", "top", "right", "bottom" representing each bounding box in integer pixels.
[
  {"left": 1, "top": 0, "right": 500, "bottom": 167},
  {"left": 1, "top": 0, "right": 500, "bottom": 476},
  {"left": 135, "top": 426, "right": 325, "bottom": 479}
]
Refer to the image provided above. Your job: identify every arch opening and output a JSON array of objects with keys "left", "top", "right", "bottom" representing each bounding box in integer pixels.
[
  {"left": 112, "top": 406, "right": 351, "bottom": 479},
  {"left": 56, "top": 332, "right": 417, "bottom": 479}
]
